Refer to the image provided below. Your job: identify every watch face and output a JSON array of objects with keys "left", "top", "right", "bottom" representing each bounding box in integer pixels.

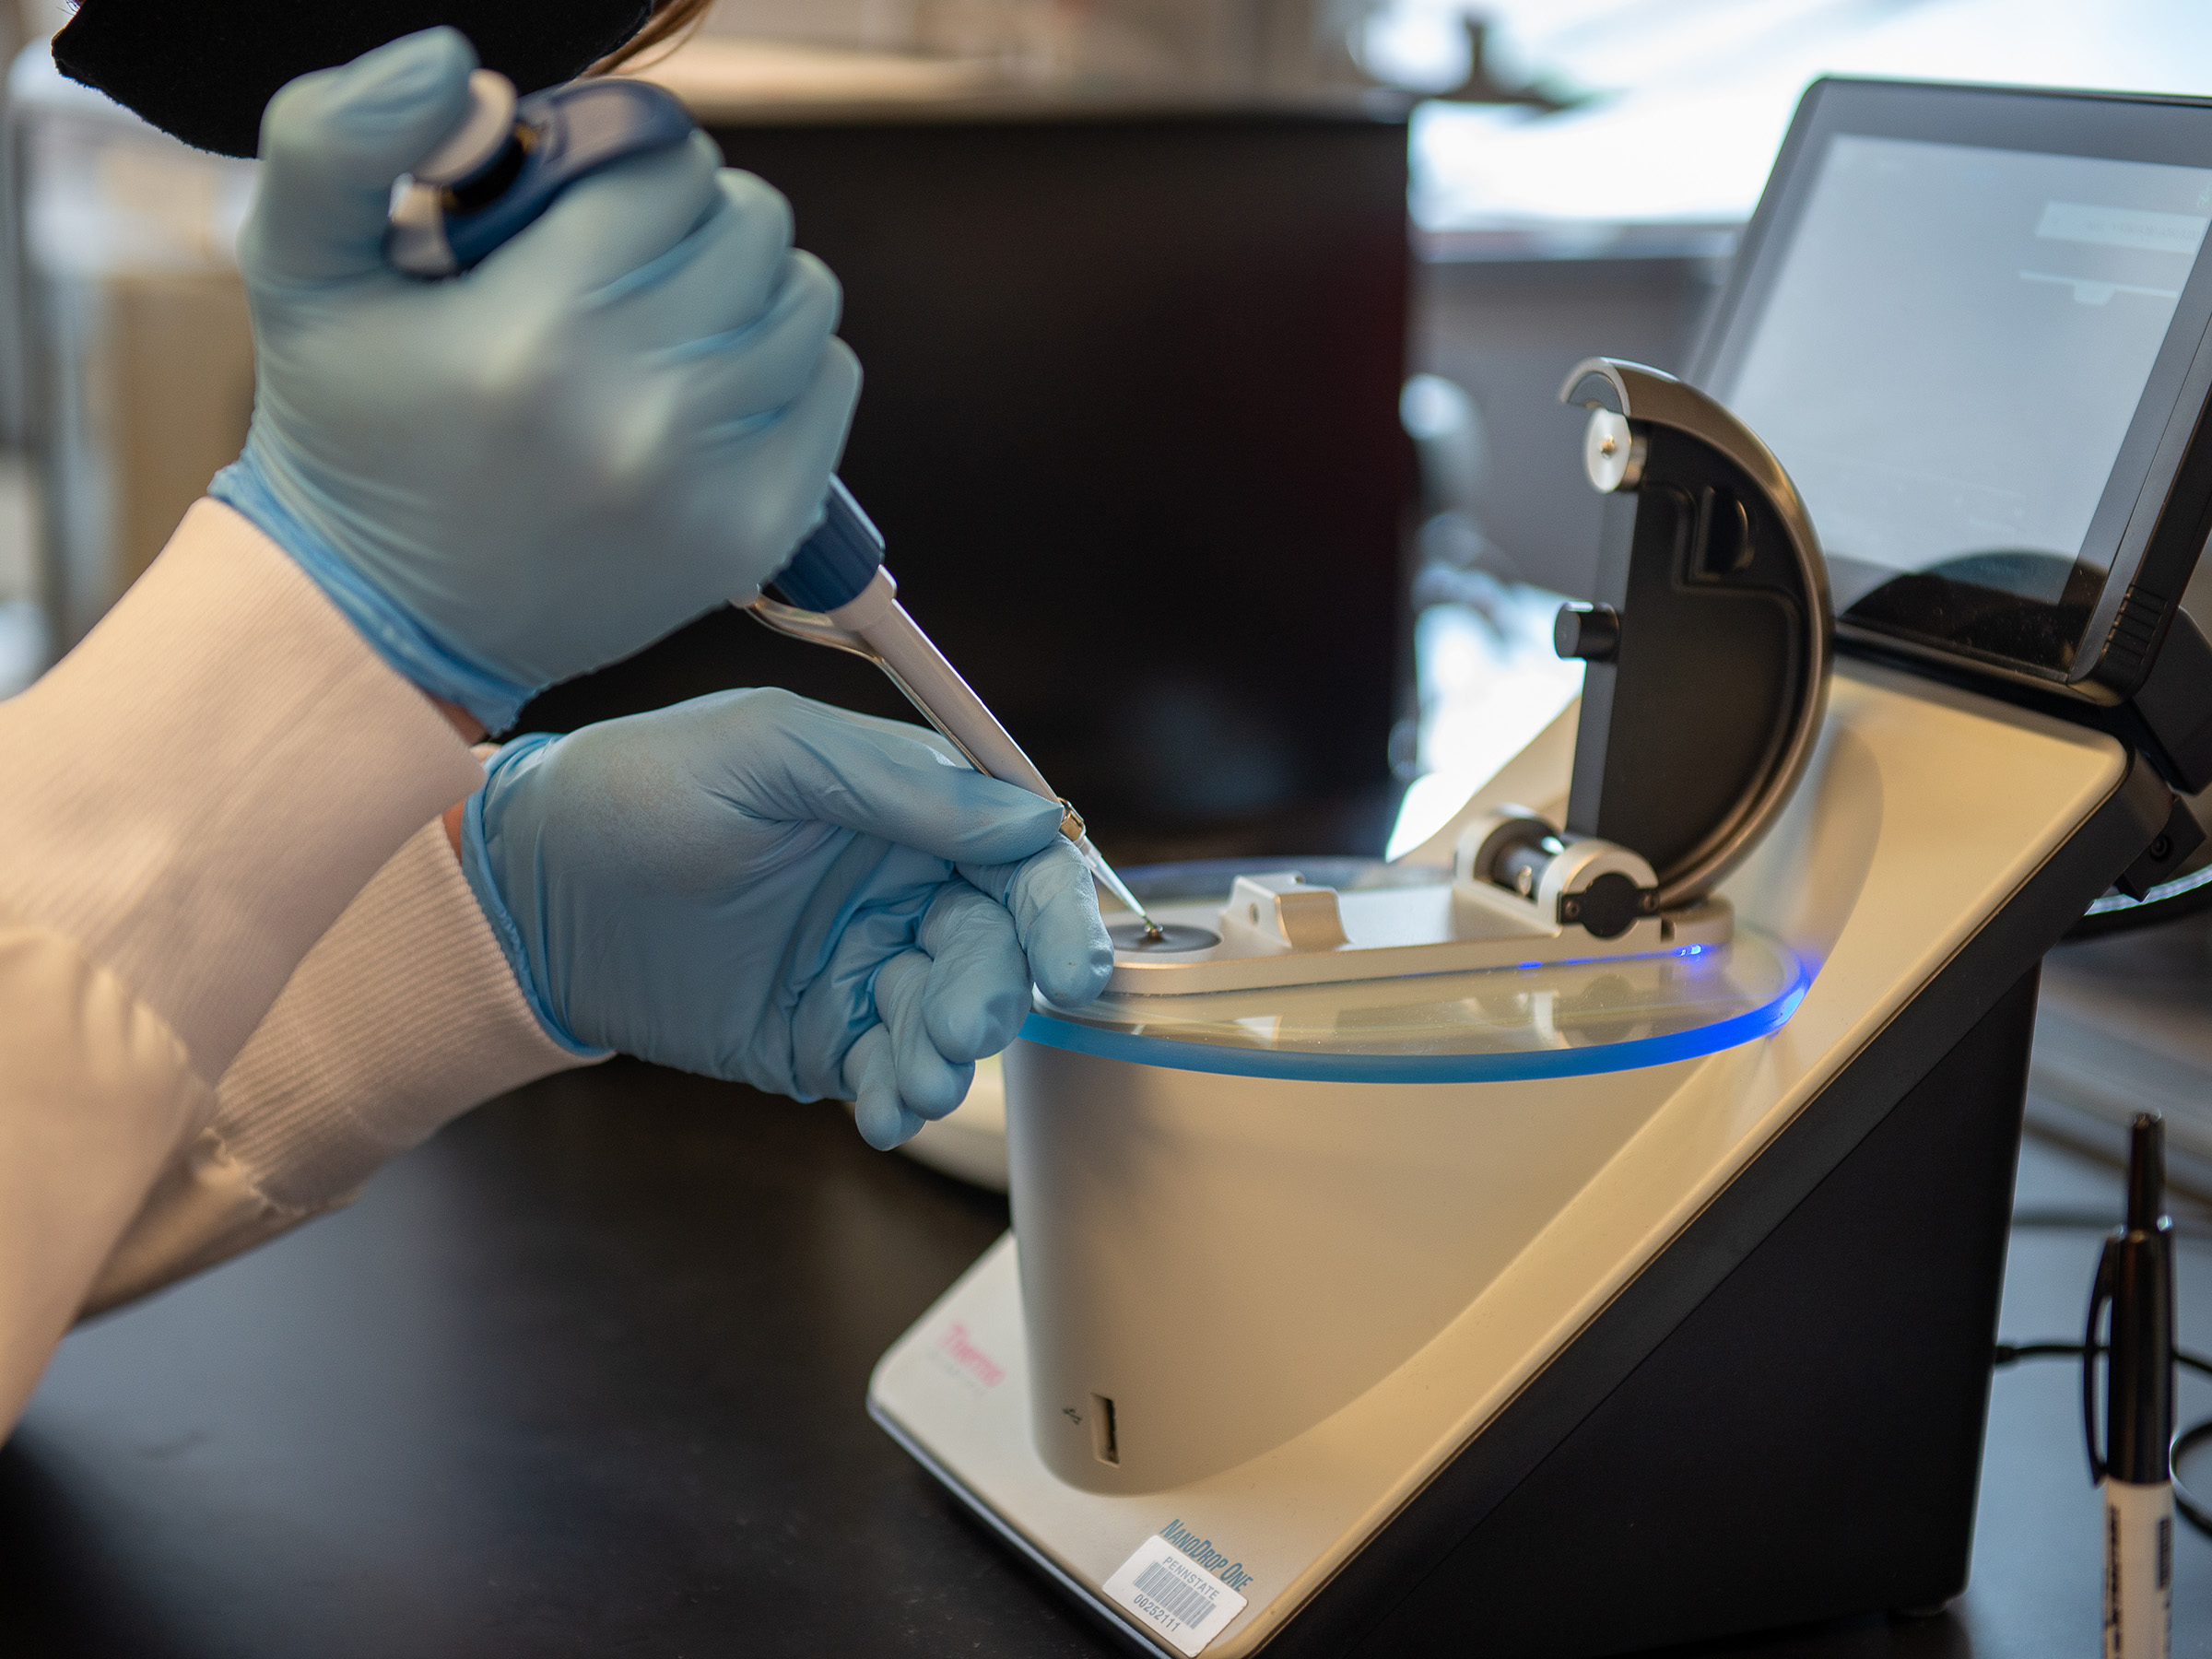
[
  {"left": 1700, "top": 83, "right": 2212, "bottom": 685},
  {"left": 53, "top": 0, "right": 653, "bottom": 159}
]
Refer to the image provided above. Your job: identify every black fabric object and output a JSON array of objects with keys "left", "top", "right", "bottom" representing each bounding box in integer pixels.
[{"left": 53, "top": 0, "right": 654, "bottom": 159}]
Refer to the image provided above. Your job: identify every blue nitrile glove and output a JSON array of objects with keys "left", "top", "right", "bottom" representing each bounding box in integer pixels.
[
  {"left": 459, "top": 688, "right": 1115, "bottom": 1147},
  {"left": 210, "top": 29, "right": 859, "bottom": 732}
]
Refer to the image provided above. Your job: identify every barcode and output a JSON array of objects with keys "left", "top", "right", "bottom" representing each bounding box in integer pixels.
[{"left": 1133, "top": 1559, "right": 1219, "bottom": 1630}]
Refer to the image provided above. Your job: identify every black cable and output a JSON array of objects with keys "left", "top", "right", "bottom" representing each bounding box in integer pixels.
[
  {"left": 1994, "top": 1340, "right": 2212, "bottom": 1535},
  {"left": 1993, "top": 1341, "right": 2212, "bottom": 1377},
  {"left": 2178, "top": 1420, "right": 2212, "bottom": 1537},
  {"left": 2010, "top": 1207, "right": 2212, "bottom": 1242}
]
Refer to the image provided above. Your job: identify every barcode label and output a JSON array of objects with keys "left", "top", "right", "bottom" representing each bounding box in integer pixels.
[
  {"left": 1103, "top": 1533, "right": 1249, "bottom": 1656},
  {"left": 1134, "top": 1559, "right": 1219, "bottom": 1626}
]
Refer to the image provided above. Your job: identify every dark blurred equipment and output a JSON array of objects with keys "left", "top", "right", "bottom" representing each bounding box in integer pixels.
[
  {"left": 1426, "top": 18, "right": 1583, "bottom": 112},
  {"left": 1411, "top": 251, "right": 1728, "bottom": 602},
  {"left": 53, "top": 0, "right": 653, "bottom": 159},
  {"left": 521, "top": 108, "right": 1414, "bottom": 859}
]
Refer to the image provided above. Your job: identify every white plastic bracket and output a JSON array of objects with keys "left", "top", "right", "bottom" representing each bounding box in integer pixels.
[{"left": 1218, "top": 873, "right": 1350, "bottom": 955}]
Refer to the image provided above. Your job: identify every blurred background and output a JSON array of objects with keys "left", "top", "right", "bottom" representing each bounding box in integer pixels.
[{"left": 6, "top": 0, "right": 2212, "bottom": 872}]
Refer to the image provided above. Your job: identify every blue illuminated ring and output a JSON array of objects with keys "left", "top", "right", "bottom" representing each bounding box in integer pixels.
[{"left": 1017, "top": 971, "right": 1808, "bottom": 1086}]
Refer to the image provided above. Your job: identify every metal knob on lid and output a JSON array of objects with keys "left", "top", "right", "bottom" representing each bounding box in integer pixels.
[
  {"left": 1583, "top": 407, "right": 1645, "bottom": 492},
  {"left": 1554, "top": 602, "right": 1619, "bottom": 663}
]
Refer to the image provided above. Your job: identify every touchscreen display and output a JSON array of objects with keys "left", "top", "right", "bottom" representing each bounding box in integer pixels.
[{"left": 1709, "top": 135, "right": 2212, "bottom": 615}]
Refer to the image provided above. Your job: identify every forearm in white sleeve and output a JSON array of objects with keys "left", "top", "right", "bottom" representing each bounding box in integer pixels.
[
  {"left": 0, "top": 500, "right": 484, "bottom": 1430},
  {"left": 0, "top": 500, "right": 484, "bottom": 1078},
  {"left": 86, "top": 819, "right": 598, "bottom": 1314}
]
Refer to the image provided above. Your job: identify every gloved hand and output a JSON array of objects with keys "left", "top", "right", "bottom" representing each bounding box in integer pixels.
[
  {"left": 211, "top": 29, "right": 860, "bottom": 732},
  {"left": 459, "top": 688, "right": 1116, "bottom": 1147}
]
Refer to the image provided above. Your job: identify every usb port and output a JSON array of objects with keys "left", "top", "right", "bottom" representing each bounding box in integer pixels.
[{"left": 1090, "top": 1394, "right": 1119, "bottom": 1465}]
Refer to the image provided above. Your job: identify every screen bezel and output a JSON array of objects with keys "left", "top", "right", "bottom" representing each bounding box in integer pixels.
[{"left": 1692, "top": 77, "right": 2212, "bottom": 697}]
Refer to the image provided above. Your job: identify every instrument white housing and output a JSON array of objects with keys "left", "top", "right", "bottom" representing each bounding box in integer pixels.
[{"left": 869, "top": 662, "right": 2138, "bottom": 1655}]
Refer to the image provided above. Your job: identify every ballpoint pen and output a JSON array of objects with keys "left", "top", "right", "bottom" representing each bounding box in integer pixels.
[{"left": 2087, "top": 1113, "right": 2175, "bottom": 1659}]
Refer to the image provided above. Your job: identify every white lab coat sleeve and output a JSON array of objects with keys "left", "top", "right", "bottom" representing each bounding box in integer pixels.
[
  {"left": 0, "top": 499, "right": 484, "bottom": 1430},
  {"left": 86, "top": 819, "right": 598, "bottom": 1314}
]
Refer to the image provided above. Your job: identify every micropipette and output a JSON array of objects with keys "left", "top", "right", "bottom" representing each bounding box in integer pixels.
[
  {"left": 385, "top": 71, "right": 1163, "bottom": 940},
  {"left": 749, "top": 482, "right": 1166, "bottom": 940}
]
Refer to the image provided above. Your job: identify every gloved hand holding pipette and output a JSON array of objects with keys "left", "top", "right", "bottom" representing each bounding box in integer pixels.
[
  {"left": 458, "top": 691, "right": 1113, "bottom": 1148},
  {"left": 324, "top": 33, "right": 1138, "bottom": 1128},
  {"left": 225, "top": 29, "right": 1126, "bottom": 1144},
  {"left": 210, "top": 28, "right": 860, "bottom": 735},
  {"left": 347, "top": 37, "right": 1164, "bottom": 930}
]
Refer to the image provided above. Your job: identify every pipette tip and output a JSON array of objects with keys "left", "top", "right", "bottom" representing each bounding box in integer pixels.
[{"left": 1074, "top": 835, "right": 1163, "bottom": 938}]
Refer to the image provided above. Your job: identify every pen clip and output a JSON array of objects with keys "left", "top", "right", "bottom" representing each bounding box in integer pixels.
[{"left": 2084, "top": 1233, "right": 2120, "bottom": 1485}]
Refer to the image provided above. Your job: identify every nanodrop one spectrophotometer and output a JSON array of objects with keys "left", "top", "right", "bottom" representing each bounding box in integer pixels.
[{"left": 869, "top": 76, "right": 2212, "bottom": 1657}]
